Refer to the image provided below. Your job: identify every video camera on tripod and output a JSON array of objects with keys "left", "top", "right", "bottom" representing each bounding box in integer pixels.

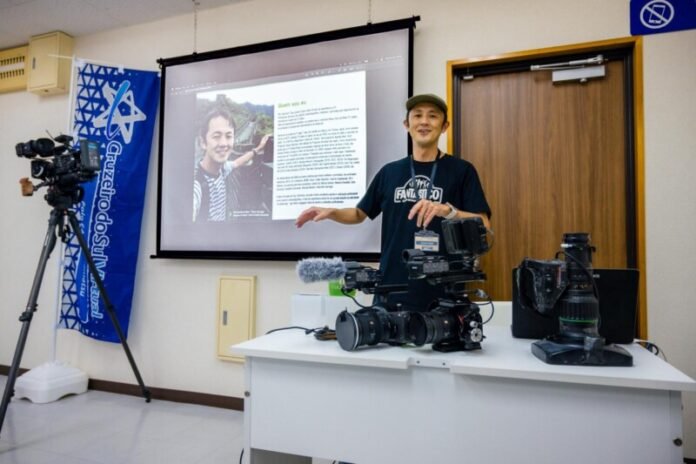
[
  {"left": 301, "top": 217, "right": 493, "bottom": 353},
  {"left": 16, "top": 134, "right": 100, "bottom": 206},
  {"left": 0, "top": 133, "right": 149, "bottom": 437}
]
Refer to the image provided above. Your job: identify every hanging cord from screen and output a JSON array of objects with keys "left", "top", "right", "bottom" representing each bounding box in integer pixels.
[{"left": 191, "top": 0, "right": 200, "bottom": 54}]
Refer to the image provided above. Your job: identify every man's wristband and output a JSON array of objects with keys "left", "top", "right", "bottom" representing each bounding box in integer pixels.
[{"left": 444, "top": 202, "right": 458, "bottom": 220}]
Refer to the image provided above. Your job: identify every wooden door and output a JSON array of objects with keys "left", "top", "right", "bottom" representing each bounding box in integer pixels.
[{"left": 449, "top": 41, "right": 643, "bottom": 336}]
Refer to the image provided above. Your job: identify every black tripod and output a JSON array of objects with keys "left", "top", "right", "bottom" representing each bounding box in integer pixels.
[{"left": 0, "top": 192, "right": 151, "bottom": 437}]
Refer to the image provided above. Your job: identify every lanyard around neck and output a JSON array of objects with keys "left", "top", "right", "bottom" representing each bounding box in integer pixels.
[{"left": 410, "top": 149, "right": 442, "bottom": 201}]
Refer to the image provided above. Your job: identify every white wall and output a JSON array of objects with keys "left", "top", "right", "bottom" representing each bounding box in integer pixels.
[{"left": 1, "top": 0, "right": 695, "bottom": 456}]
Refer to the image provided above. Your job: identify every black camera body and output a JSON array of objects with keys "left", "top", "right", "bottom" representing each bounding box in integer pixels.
[
  {"left": 17, "top": 136, "right": 100, "bottom": 182},
  {"left": 16, "top": 135, "right": 100, "bottom": 207},
  {"left": 397, "top": 218, "right": 490, "bottom": 352},
  {"left": 416, "top": 297, "right": 484, "bottom": 351},
  {"left": 342, "top": 261, "right": 382, "bottom": 293},
  {"left": 403, "top": 250, "right": 450, "bottom": 279},
  {"left": 334, "top": 217, "right": 490, "bottom": 353}
]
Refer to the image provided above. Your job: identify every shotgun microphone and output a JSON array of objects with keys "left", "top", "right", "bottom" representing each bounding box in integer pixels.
[{"left": 296, "top": 257, "right": 347, "bottom": 283}]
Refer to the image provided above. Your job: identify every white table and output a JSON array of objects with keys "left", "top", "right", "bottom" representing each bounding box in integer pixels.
[{"left": 232, "top": 325, "right": 696, "bottom": 464}]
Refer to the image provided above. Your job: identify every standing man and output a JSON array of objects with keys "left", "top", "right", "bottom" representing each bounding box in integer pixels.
[
  {"left": 295, "top": 94, "right": 491, "bottom": 310},
  {"left": 193, "top": 108, "right": 270, "bottom": 222}
]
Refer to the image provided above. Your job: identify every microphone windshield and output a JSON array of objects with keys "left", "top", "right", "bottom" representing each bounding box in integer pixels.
[{"left": 296, "top": 257, "right": 347, "bottom": 283}]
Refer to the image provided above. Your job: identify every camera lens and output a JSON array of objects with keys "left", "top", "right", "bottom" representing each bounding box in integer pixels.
[
  {"left": 558, "top": 232, "right": 600, "bottom": 339},
  {"left": 31, "top": 138, "right": 56, "bottom": 157},
  {"left": 409, "top": 310, "right": 457, "bottom": 346},
  {"left": 409, "top": 301, "right": 484, "bottom": 352},
  {"left": 16, "top": 143, "right": 35, "bottom": 158},
  {"left": 335, "top": 309, "right": 386, "bottom": 351},
  {"left": 30, "top": 160, "right": 51, "bottom": 179},
  {"left": 335, "top": 310, "right": 360, "bottom": 351},
  {"left": 16, "top": 138, "right": 56, "bottom": 159},
  {"left": 408, "top": 312, "right": 428, "bottom": 346},
  {"left": 335, "top": 308, "right": 422, "bottom": 351},
  {"left": 17, "top": 138, "right": 55, "bottom": 158}
]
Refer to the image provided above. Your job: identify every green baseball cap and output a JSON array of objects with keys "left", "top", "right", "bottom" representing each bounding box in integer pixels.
[{"left": 405, "top": 93, "right": 448, "bottom": 115}]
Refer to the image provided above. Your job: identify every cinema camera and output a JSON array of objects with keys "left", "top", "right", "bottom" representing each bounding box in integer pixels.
[
  {"left": 335, "top": 217, "right": 491, "bottom": 353},
  {"left": 15, "top": 135, "right": 100, "bottom": 207},
  {"left": 333, "top": 260, "right": 412, "bottom": 350},
  {"left": 515, "top": 233, "right": 632, "bottom": 366}
]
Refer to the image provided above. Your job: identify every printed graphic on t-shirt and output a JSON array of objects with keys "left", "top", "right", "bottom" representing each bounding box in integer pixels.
[{"left": 393, "top": 175, "right": 443, "bottom": 203}]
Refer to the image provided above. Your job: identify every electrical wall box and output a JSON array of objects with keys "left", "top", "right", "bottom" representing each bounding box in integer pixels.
[
  {"left": 217, "top": 276, "right": 256, "bottom": 362},
  {"left": 0, "top": 45, "right": 28, "bottom": 94},
  {"left": 27, "top": 31, "right": 74, "bottom": 95}
]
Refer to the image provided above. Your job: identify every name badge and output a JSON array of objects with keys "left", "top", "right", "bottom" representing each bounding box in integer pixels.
[{"left": 414, "top": 229, "right": 440, "bottom": 251}]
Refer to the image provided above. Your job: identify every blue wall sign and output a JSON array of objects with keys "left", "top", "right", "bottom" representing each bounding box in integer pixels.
[{"left": 631, "top": 0, "right": 696, "bottom": 35}]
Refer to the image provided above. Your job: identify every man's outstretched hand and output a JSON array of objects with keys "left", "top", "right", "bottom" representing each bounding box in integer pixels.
[{"left": 295, "top": 207, "right": 334, "bottom": 228}]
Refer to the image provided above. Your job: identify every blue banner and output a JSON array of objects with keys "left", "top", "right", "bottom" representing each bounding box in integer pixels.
[
  {"left": 631, "top": 0, "right": 696, "bottom": 35},
  {"left": 60, "top": 62, "right": 159, "bottom": 342}
]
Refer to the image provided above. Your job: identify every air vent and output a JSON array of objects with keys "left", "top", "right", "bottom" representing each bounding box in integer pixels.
[{"left": 0, "top": 45, "right": 28, "bottom": 93}]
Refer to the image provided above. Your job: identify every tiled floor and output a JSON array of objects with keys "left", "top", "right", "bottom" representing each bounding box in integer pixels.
[{"left": 0, "top": 376, "right": 245, "bottom": 464}]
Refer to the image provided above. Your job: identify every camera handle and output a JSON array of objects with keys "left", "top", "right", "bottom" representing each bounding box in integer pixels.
[{"left": 0, "top": 207, "right": 151, "bottom": 437}]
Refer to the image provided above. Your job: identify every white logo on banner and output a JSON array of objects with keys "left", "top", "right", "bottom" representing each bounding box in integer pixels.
[{"left": 92, "top": 81, "right": 147, "bottom": 144}]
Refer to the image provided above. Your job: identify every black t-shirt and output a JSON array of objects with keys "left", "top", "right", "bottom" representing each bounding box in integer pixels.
[{"left": 357, "top": 154, "right": 491, "bottom": 310}]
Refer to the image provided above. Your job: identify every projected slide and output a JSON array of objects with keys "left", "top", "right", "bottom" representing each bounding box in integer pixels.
[
  {"left": 197, "top": 72, "right": 366, "bottom": 222},
  {"left": 273, "top": 73, "right": 366, "bottom": 220}
]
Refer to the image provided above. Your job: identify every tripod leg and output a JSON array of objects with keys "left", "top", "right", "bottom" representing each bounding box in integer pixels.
[
  {"left": 65, "top": 211, "right": 151, "bottom": 402},
  {"left": 0, "top": 209, "right": 62, "bottom": 437}
]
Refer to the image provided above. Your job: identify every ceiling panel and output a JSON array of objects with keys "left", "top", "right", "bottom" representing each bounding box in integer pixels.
[{"left": 0, "top": 0, "right": 240, "bottom": 49}]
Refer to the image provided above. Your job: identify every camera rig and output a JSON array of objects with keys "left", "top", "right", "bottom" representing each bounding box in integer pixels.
[
  {"left": 1, "top": 134, "right": 150, "bottom": 437},
  {"left": 15, "top": 134, "right": 100, "bottom": 208},
  {"left": 515, "top": 233, "right": 632, "bottom": 366},
  {"left": 335, "top": 217, "right": 492, "bottom": 353}
]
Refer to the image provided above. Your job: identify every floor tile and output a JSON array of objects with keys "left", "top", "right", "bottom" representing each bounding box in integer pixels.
[{"left": 0, "top": 375, "right": 243, "bottom": 464}]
